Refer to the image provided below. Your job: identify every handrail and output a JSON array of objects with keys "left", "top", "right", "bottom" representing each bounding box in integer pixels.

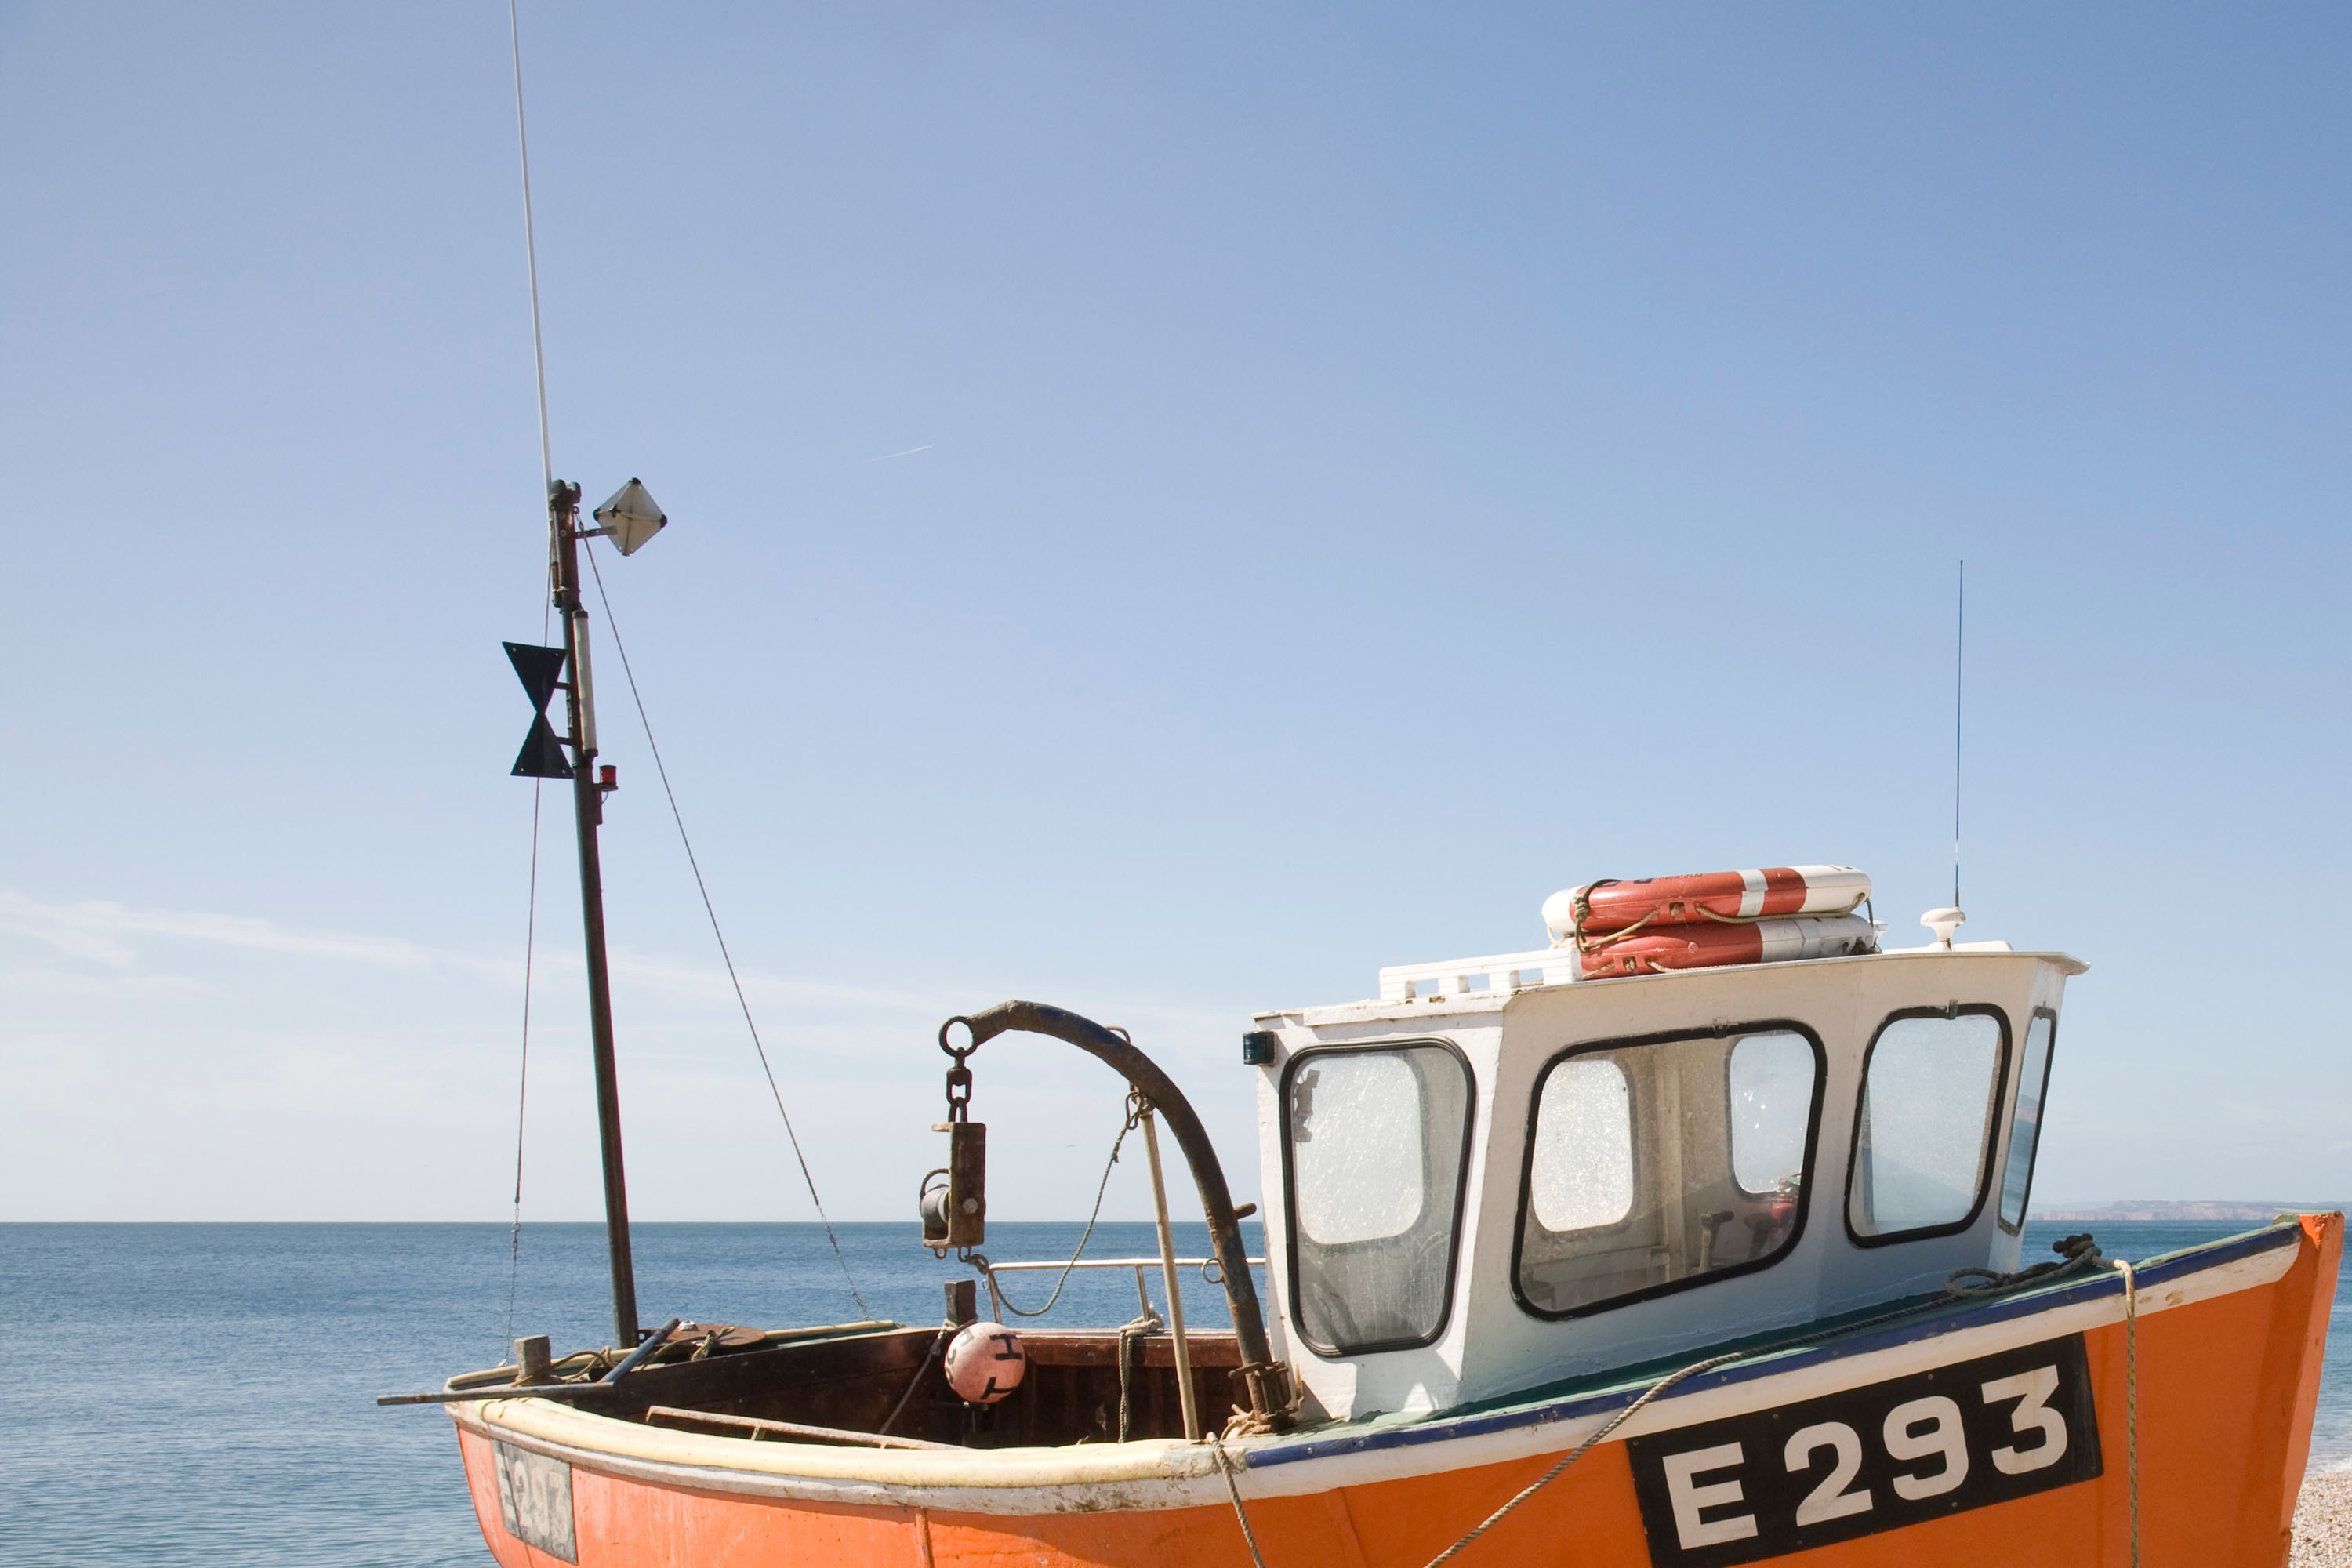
[
  {"left": 953, "top": 1000, "right": 1294, "bottom": 1430},
  {"left": 983, "top": 1257, "right": 1265, "bottom": 1272}
]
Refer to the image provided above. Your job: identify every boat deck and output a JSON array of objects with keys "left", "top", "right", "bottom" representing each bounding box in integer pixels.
[{"left": 443, "top": 1222, "right": 2306, "bottom": 1467}]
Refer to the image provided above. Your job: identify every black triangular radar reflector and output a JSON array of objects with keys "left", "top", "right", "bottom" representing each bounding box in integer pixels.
[
  {"left": 512, "top": 713, "right": 574, "bottom": 779},
  {"left": 503, "top": 641, "right": 568, "bottom": 715}
]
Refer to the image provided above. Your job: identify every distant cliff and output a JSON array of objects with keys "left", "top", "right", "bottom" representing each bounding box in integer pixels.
[{"left": 2032, "top": 1200, "right": 2350, "bottom": 1222}]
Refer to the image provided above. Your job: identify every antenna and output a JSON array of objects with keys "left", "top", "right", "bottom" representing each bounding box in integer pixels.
[
  {"left": 1921, "top": 561, "right": 1969, "bottom": 949},
  {"left": 507, "top": 0, "right": 554, "bottom": 489},
  {"left": 1952, "top": 559, "right": 1964, "bottom": 910}
]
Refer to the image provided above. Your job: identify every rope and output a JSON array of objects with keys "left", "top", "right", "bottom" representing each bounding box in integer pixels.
[
  {"left": 1959, "top": 1232, "right": 2140, "bottom": 1567},
  {"left": 1115, "top": 1310, "right": 1161, "bottom": 1443},
  {"left": 877, "top": 1326, "right": 949, "bottom": 1438},
  {"left": 1221, "top": 1378, "right": 1304, "bottom": 1440},
  {"left": 580, "top": 543, "right": 870, "bottom": 1319},
  {"left": 2119, "top": 1261, "right": 2140, "bottom": 1563},
  {"left": 502, "top": 753, "right": 546, "bottom": 1352},
  {"left": 980, "top": 1102, "right": 1143, "bottom": 1319},
  {"left": 1196, "top": 1230, "right": 2129, "bottom": 1568},
  {"left": 1208, "top": 1433, "right": 1271, "bottom": 1568},
  {"left": 1946, "top": 1230, "right": 2111, "bottom": 1296},
  {"left": 1419, "top": 1350, "right": 1748, "bottom": 1568},
  {"left": 501, "top": 578, "right": 554, "bottom": 1352},
  {"left": 1565, "top": 877, "right": 1868, "bottom": 958}
]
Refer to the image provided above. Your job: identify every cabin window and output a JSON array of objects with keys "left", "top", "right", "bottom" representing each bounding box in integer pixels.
[
  {"left": 1729, "top": 1032, "right": 1816, "bottom": 1196},
  {"left": 1530, "top": 1060, "right": 1634, "bottom": 1231},
  {"left": 1997, "top": 1011, "right": 2056, "bottom": 1232},
  {"left": 1514, "top": 1025, "right": 1823, "bottom": 1319},
  {"left": 1282, "top": 1041, "right": 1473, "bottom": 1355},
  {"left": 1848, "top": 1008, "right": 2009, "bottom": 1243}
]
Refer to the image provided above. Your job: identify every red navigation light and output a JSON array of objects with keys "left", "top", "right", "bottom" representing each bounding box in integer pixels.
[{"left": 598, "top": 764, "right": 618, "bottom": 790}]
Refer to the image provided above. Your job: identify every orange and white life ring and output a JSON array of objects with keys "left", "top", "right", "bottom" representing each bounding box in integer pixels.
[
  {"left": 1541, "top": 865, "right": 1869, "bottom": 942},
  {"left": 1573, "top": 913, "right": 1878, "bottom": 980}
]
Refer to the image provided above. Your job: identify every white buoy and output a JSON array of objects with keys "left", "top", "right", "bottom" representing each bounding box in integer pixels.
[{"left": 944, "top": 1321, "right": 1027, "bottom": 1404}]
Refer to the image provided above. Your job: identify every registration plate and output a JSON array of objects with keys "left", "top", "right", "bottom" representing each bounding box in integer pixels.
[
  {"left": 493, "top": 1439, "right": 578, "bottom": 1563},
  {"left": 1626, "top": 1334, "right": 2103, "bottom": 1566}
]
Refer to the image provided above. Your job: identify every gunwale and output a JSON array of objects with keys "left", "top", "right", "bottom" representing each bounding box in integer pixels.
[{"left": 451, "top": 1218, "right": 2309, "bottom": 1515}]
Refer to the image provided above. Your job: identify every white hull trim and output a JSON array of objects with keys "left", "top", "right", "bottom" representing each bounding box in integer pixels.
[{"left": 459, "top": 1229, "right": 2292, "bottom": 1518}]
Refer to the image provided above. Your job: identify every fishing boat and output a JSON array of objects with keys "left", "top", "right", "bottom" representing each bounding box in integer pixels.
[{"left": 382, "top": 473, "right": 2338, "bottom": 1567}]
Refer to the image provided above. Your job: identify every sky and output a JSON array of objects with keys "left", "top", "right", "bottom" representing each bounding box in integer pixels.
[{"left": 2, "top": 3, "right": 2347, "bottom": 1225}]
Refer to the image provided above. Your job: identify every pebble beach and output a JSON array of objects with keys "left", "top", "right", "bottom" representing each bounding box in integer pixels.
[{"left": 2294, "top": 1471, "right": 2352, "bottom": 1567}]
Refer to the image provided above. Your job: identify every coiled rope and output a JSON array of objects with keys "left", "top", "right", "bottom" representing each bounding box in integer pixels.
[
  {"left": 1946, "top": 1229, "right": 2112, "bottom": 1296},
  {"left": 1960, "top": 1236, "right": 2140, "bottom": 1563},
  {"left": 1116, "top": 1306, "right": 1164, "bottom": 1443}
]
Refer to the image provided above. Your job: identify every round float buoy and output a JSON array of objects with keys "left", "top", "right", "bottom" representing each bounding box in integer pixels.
[
  {"left": 1543, "top": 866, "right": 1869, "bottom": 943},
  {"left": 944, "top": 1320, "right": 1027, "bottom": 1404},
  {"left": 1573, "top": 913, "right": 1878, "bottom": 979}
]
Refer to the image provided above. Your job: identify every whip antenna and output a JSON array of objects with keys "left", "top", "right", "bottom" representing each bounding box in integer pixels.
[
  {"left": 499, "top": 0, "right": 555, "bottom": 1348},
  {"left": 508, "top": 0, "right": 553, "bottom": 488},
  {"left": 1952, "top": 560, "right": 1965, "bottom": 910},
  {"left": 1922, "top": 561, "right": 1969, "bottom": 948}
]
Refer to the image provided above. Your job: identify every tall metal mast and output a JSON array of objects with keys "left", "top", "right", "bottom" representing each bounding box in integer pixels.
[{"left": 547, "top": 477, "right": 641, "bottom": 1348}]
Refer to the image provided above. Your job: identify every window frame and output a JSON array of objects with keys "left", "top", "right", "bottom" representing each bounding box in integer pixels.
[
  {"left": 1509, "top": 1018, "right": 1828, "bottom": 1323},
  {"left": 1279, "top": 1036, "right": 1478, "bottom": 1359},
  {"left": 1843, "top": 1004, "right": 2014, "bottom": 1250},
  {"left": 1994, "top": 1007, "right": 2060, "bottom": 1236}
]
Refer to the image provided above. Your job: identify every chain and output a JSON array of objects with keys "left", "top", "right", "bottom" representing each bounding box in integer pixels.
[{"left": 939, "top": 1015, "right": 977, "bottom": 1123}]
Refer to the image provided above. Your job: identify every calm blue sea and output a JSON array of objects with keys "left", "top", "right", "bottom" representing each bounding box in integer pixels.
[{"left": 2, "top": 1221, "right": 2343, "bottom": 1567}]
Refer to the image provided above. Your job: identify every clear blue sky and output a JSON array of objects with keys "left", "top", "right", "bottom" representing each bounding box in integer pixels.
[{"left": 2, "top": 3, "right": 2346, "bottom": 1222}]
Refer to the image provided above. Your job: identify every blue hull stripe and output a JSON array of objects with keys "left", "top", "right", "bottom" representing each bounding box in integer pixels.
[{"left": 1248, "top": 1223, "right": 2303, "bottom": 1469}]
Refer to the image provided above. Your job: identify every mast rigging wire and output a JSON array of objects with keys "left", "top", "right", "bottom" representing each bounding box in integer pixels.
[
  {"left": 504, "top": 720, "right": 545, "bottom": 1352},
  {"left": 499, "top": 0, "right": 864, "bottom": 1322},
  {"left": 583, "top": 543, "right": 873, "bottom": 1318}
]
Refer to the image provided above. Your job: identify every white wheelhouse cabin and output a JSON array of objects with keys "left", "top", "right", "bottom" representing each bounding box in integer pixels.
[{"left": 1249, "top": 939, "right": 2079, "bottom": 1421}]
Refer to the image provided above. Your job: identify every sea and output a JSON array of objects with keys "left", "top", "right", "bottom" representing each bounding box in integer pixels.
[{"left": 3, "top": 1221, "right": 2345, "bottom": 1567}]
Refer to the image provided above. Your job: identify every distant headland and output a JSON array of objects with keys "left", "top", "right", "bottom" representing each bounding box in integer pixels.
[{"left": 2032, "top": 1200, "right": 2351, "bottom": 1222}]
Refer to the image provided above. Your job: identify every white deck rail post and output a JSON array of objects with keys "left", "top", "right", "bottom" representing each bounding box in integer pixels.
[{"left": 1139, "top": 1106, "right": 1201, "bottom": 1441}]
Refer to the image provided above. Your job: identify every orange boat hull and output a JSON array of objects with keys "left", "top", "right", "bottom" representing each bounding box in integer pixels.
[{"left": 452, "top": 1215, "right": 2339, "bottom": 1567}]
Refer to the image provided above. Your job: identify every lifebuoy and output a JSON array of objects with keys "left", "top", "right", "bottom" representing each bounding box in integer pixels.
[
  {"left": 1542, "top": 866, "right": 1868, "bottom": 942},
  {"left": 1574, "top": 913, "right": 1879, "bottom": 980}
]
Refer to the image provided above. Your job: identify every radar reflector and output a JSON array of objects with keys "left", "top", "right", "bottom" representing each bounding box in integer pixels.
[{"left": 592, "top": 478, "right": 667, "bottom": 556}]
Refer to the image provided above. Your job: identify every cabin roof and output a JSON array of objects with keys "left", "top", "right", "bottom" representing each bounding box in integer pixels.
[{"left": 1255, "top": 942, "right": 2089, "bottom": 1029}]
